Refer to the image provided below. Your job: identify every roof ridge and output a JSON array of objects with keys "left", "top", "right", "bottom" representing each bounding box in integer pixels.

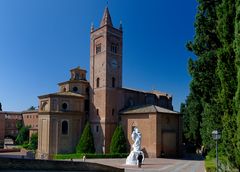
[{"left": 152, "top": 105, "right": 158, "bottom": 112}]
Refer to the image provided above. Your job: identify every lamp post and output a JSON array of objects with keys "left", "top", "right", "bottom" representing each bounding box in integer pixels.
[{"left": 212, "top": 130, "right": 221, "bottom": 172}]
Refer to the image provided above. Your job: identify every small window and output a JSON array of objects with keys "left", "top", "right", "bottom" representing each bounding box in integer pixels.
[
  {"left": 96, "top": 125, "right": 99, "bottom": 132},
  {"left": 62, "top": 121, "right": 68, "bottom": 135},
  {"left": 96, "top": 78, "right": 100, "bottom": 88},
  {"left": 75, "top": 73, "right": 80, "bottom": 80},
  {"left": 111, "top": 43, "right": 118, "bottom": 53},
  {"left": 62, "top": 103, "right": 68, "bottom": 110},
  {"left": 112, "top": 77, "right": 115, "bottom": 88},
  {"left": 73, "top": 87, "right": 78, "bottom": 92},
  {"left": 96, "top": 44, "right": 101, "bottom": 54},
  {"left": 112, "top": 109, "right": 114, "bottom": 116},
  {"left": 97, "top": 109, "right": 99, "bottom": 116}
]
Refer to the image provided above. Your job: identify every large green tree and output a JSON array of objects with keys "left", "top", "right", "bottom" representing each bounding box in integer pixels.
[
  {"left": 28, "top": 133, "right": 38, "bottom": 150},
  {"left": 185, "top": 0, "right": 221, "bottom": 150},
  {"left": 76, "top": 122, "right": 95, "bottom": 153},
  {"left": 15, "top": 126, "right": 30, "bottom": 145},
  {"left": 110, "top": 125, "right": 127, "bottom": 154},
  {"left": 216, "top": 0, "right": 237, "bottom": 165},
  {"left": 181, "top": 93, "right": 202, "bottom": 147},
  {"left": 234, "top": 0, "right": 240, "bottom": 169},
  {"left": 184, "top": 0, "right": 240, "bottom": 169}
]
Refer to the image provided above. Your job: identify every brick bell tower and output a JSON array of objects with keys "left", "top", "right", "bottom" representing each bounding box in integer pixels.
[{"left": 89, "top": 7, "right": 123, "bottom": 153}]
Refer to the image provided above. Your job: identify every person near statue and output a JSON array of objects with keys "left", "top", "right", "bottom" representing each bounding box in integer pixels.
[{"left": 137, "top": 152, "right": 143, "bottom": 168}]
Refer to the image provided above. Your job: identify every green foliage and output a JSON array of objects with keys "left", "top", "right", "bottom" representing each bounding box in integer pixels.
[
  {"left": 215, "top": 0, "right": 237, "bottom": 166},
  {"left": 185, "top": 0, "right": 240, "bottom": 169},
  {"left": 53, "top": 153, "right": 128, "bottom": 160},
  {"left": 110, "top": 125, "right": 127, "bottom": 154},
  {"left": 234, "top": 0, "right": 240, "bottom": 169},
  {"left": 181, "top": 94, "right": 202, "bottom": 146},
  {"left": 205, "top": 155, "right": 216, "bottom": 172},
  {"left": 16, "top": 121, "right": 23, "bottom": 131},
  {"left": 28, "top": 133, "right": 38, "bottom": 150},
  {"left": 184, "top": 0, "right": 221, "bottom": 150},
  {"left": 76, "top": 122, "right": 95, "bottom": 153},
  {"left": 15, "top": 126, "right": 30, "bottom": 145}
]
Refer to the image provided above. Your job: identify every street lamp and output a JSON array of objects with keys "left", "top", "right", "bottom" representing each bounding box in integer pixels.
[{"left": 212, "top": 130, "right": 221, "bottom": 172}]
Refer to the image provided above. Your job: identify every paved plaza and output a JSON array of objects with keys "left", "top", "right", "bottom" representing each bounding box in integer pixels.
[
  {"left": 0, "top": 152, "right": 205, "bottom": 172},
  {"left": 85, "top": 158, "right": 205, "bottom": 172}
]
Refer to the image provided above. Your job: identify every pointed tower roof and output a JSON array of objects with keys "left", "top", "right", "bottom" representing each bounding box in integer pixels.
[{"left": 100, "top": 7, "right": 113, "bottom": 27}]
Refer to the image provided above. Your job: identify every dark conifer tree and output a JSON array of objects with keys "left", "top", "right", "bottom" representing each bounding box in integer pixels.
[
  {"left": 234, "top": 0, "right": 240, "bottom": 169},
  {"left": 185, "top": 0, "right": 221, "bottom": 150},
  {"left": 76, "top": 122, "right": 95, "bottom": 153},
  {"left": 216, "top": 0, "right": 237, "bottom": 164},
  {"left": 110, "top": 125, "right": 127, "bottom": 154}
]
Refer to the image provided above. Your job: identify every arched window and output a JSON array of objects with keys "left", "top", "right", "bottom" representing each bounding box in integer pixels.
[
  {"left": 96, "top": 109, "right": 99, "bottom": 116},
  {"left": 62, "top": 103, "right": 68, "bottom": 110},
  {"left": 62, "top": 121, "right": 68, "bottom": 135},
  {"left": 112, "top": 77, "right": 115, "bottom": 88},
  {"left": 96, "top": 78, "right": 100, "bottom": 88},
  {"left": 112, "top": 109, "right": 115, "bottom": 116}
]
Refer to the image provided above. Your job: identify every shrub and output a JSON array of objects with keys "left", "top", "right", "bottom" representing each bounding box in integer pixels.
[
  {"left": 76, "top": 122, "right": 95, "bottom": 153},
  {"left": 53, "top": 153, "right": 129, "bottom": 160},
  {"left": 15, "top": 126, "right": 30, "bottom": 145},
  {"left": 110, "top": 125, "right": 127, "bottom": 153},
  {"left": 28, "top": 133, "right": 38, "bottom": 150}
]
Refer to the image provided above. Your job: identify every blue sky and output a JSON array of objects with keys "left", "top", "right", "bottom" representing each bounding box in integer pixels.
[{"left": 0, "top": 0, "right": 197, "bottom": 111}]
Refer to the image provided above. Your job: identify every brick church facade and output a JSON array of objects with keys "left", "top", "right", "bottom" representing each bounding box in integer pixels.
[{"left": 37, "top": 7, "right": 182, "bottom": 159}]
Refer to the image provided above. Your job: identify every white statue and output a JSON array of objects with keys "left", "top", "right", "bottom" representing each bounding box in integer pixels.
[{"left": 126, "top": 127, "right": 144, "bottom": 165}]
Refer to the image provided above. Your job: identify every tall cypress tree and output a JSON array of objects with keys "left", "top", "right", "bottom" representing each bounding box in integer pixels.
[
  {"left": 216, "top": 0, "right": 237, "bottom": 164},
  {"left": 185, "top": 0, "right": 221, "bottom": 150},
  {"left": 76, "top": 122, "right": 95, "bottom": 153},
  {"left": 234, "top": 0, "right": 240, "bottom": 169},
  {"left": 110, "top": 125, "right": 127, "bottom": 154},
  {"left": 181, "top": 93, "right": 202, "bottom": 147}
]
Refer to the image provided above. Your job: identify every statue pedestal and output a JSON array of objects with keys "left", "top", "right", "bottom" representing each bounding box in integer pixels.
[{"left": 126, "top": 151, "right": 144, "bottom": 165}]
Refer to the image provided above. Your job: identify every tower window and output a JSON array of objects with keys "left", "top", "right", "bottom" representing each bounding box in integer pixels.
[
  {"left": 112, "top": 77, "right": 115, "bottom": 88},
  {"left": 97, "top": 109, "right": 99, "bottom": 116},
  {"left": 75, "top": 73, "right": 80, "bottom": 80},
  {"left": 96, "top": 44, "right": 101, "bottom": 54},
  {"left": 73, "top": 87, "right": 78, "bottom": 92},
  {"left": 96, "top": 78, "right": 100, "bottom": 88},
  {"left": 111, "top": 43, "right": 118, "bottom": 53},
  {"left": 62, "top": 120, "right": 68, "bottom": 135},
  {"left": 112, "top": 109, "right": 115, "bottom": 116}
]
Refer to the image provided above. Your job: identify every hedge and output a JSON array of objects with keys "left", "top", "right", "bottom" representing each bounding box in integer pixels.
[{"left": 53, "top": 153, "right": 129, "bottom": 160}]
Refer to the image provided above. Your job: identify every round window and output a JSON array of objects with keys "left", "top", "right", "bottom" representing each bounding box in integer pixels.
[
  {"left": 73, "top": 87, "right": 78, "bottom": 92},
  {"left": 62, "top": 103, "right": 68, "bottom": 110}
]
